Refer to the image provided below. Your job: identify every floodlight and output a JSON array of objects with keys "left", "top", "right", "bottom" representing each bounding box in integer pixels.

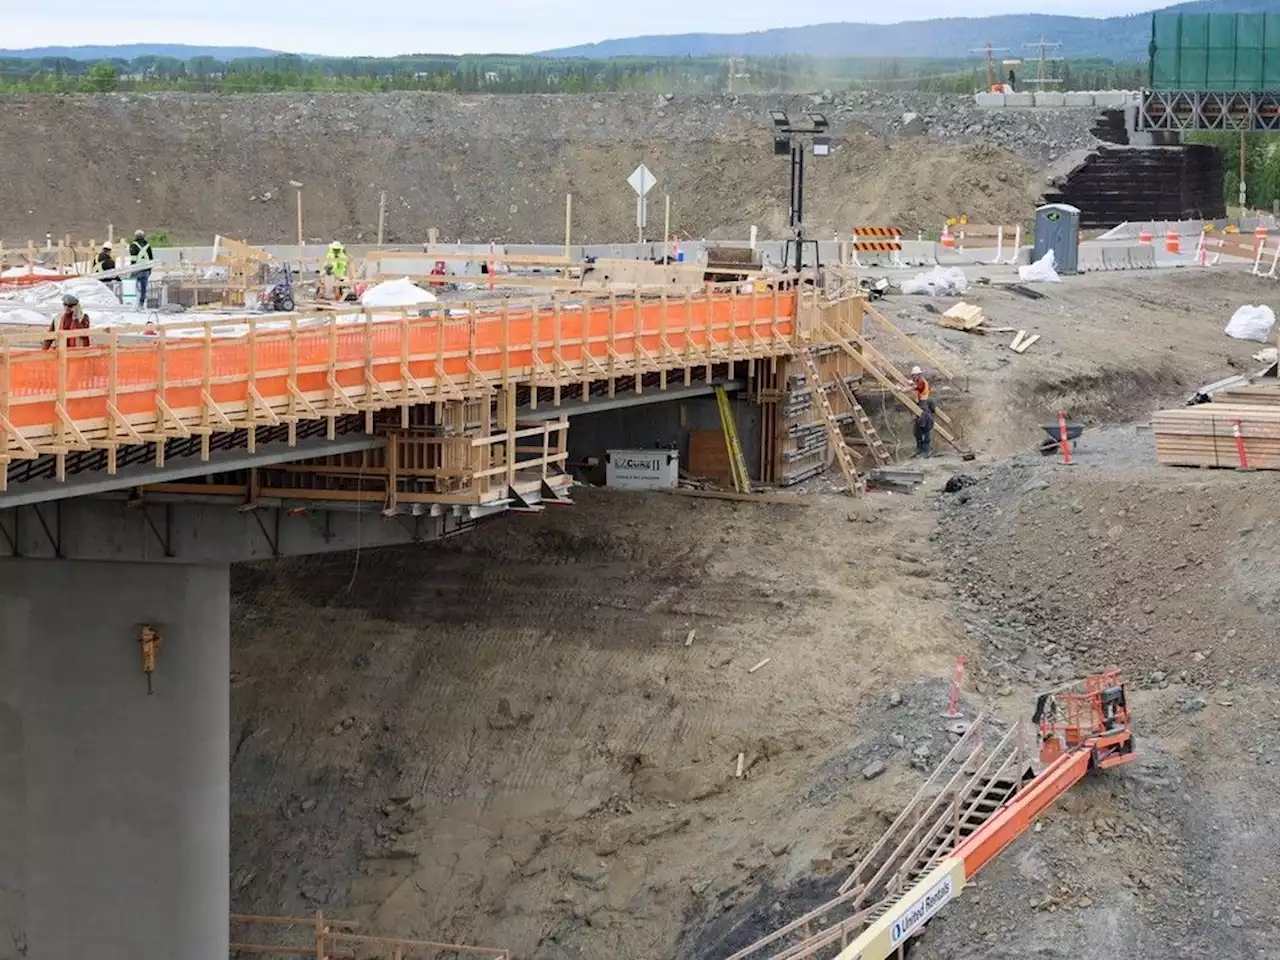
[
  {"left": 770, "top": 110, "right": 790, "bottom": 127},
  {"left": 774, "top": 136, "right": 791, "bottom": 156},
  {"left": 812, "top": 137, "right": 831, "bottom": 156},
  {"left": 806, "top": 112, "right": 829, "bottom": 131}
]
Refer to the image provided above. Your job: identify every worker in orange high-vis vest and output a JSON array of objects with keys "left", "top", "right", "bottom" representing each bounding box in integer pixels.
[{"left": 911, "top": 366, "right": 934, "bottom": 457}]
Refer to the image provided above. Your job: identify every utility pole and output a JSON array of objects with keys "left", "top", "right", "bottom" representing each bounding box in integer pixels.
[
  {"left": 1240, "top": 128, "right": 1248, "bottom": 211},
  {"left": 1023, "top": 38, "right": 1063, "bottom": 87},
  {"left": 968, "top": 43, "right": 1011, "bottom": 92}
]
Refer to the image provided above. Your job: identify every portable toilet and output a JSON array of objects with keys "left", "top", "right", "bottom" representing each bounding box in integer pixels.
[{"left": 1033, "top": 203, "right": 1080, "bottom": 275}]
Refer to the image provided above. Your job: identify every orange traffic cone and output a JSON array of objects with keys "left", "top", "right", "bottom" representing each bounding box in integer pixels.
[
  {"left": 1138, "top": 227, "right": 1153, "bottom": 245},
  {"left": 1165, "top": 228, "right": 1181, "bottom": 255},
  {"left": 941, "top": 224, "right": 956, "bottom": 249}
]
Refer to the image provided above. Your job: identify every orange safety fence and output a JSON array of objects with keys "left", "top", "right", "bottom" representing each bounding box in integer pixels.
[
  {"left": 1, "top": 289, "right": 798, "bottom": 453},
  {"left": 0, "top": 273, "right": 78, "bottom": 290}
]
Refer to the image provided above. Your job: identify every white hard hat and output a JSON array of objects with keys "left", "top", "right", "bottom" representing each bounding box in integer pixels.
[
  {"left": 910, "top": 366, "right": 924, "bottom": 376},
  {"left": 102, "top": 241, "right": 112, "bottom": 248},
  {"left": 329, "top": 240, "right": 343, "bottom": 249}
]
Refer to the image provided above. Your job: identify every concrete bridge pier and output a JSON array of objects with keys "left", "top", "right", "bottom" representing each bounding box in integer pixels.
[{"left": 0, "top": 559, "right": 229, "bottom": 959}]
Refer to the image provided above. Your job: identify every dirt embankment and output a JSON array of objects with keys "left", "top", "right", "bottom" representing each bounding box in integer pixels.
[{"left": 0, "top": 92, "right": 1067, "bottom": 244}]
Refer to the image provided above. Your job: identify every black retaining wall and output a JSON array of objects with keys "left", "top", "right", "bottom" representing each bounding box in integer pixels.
[{"left": 1043, "top": 142, "right": 1225, "bottom": 229}]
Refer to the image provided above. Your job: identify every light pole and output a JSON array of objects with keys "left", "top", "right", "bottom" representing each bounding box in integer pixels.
[{"left": 771, "top": 109, "right": 831, "bottom": 273}]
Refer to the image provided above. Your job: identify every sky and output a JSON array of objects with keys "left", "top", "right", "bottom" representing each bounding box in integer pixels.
[{"left": 6, "top": 0, "right": 1180, "bottom": 57}]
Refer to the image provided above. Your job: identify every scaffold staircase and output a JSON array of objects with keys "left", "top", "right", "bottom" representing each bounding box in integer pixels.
[
  {"left": 721, "top": 717, "right": 1031, "bottom": 960},
  {"left": 798, "top": 348, "right": 863, "bottom": 495}
]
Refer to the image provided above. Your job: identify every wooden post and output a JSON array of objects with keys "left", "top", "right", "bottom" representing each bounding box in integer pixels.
[
  {"left": 663, "top": 194, "right": 671, "bottom": 262},
  {"left": 564, "top": 193, "right": 572, "bottom": 259},
  {"left": 296, "top": 188, "right": 304, "bottom": 247},
  {"left": 377, "top": 190, "right": 387, "bottom": 248}
]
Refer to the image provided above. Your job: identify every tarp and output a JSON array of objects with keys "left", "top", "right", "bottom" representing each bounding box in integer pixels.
[{"left": 360, "top": 277, "right": 438, "bottom": 308}]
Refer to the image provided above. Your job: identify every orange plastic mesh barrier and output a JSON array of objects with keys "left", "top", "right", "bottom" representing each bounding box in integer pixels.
[{"left": 1, "top": 289, "right": 799, "bottom": 454}]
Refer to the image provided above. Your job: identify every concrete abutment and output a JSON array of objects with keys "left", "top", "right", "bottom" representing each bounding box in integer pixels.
[{"left": 0, "top": 559, "right": 229, "bottom": 959}]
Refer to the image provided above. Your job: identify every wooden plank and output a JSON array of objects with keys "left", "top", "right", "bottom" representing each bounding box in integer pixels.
[
  {"left": 1009, "top": 331, "right": 1026, "bottom": 351},
  {"left": 1012, "top": 334, "right": 1040, "bottom": 354}
]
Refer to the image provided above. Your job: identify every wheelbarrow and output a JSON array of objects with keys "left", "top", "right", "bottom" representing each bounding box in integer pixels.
[{"left": 1038, "top": 421, "right": 1083, "bottom": 456}]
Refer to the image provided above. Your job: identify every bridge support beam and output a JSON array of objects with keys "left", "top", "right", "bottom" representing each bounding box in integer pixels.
[{"left": 0, "top": 559, "right": 229, "bottom": 959}]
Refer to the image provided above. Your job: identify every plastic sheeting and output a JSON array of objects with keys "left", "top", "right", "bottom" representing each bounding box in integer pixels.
[
  {"left": 901, "top": 267, "right": 969, "bottom": 296},
  {"left": 1018, "top": 250, "right": 1062, "bottom": 284},
  {"left": 359, "top": 277, "right": 438, "bottom": 308},
  {"left": 1225, "top": 304, "right": 1277, "bottom": 343}
]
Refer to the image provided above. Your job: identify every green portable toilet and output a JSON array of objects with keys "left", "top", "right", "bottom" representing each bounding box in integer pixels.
[{"left": 1033, "top": 203, "right": 1081, "bottom": 275}]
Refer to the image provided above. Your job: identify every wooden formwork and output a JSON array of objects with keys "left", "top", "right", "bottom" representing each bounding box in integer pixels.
[{"left": 0, "top": 285, "right": 811, "bottom": 502}]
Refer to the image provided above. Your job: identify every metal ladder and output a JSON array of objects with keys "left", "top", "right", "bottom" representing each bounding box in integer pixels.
[
  {"left": 831, "top": 376, "right": 891, "bottom": 466},
  {"left": 798, "top": 349, "right": 863, "bottom": 495},
  {"left": 715, "top": 385, "right": 752, "bottom": 494}
]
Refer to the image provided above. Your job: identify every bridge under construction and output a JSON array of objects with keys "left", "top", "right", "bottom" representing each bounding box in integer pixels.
[{"left": 1, "top": 273, "right": 903, "bottom": 958}]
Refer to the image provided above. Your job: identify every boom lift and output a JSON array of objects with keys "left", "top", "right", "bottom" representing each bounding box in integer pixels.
[{"left": 722, "top": 671, "right": 1136, "bottom": 960}]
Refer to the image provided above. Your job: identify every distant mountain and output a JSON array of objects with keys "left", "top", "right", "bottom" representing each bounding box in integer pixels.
[
  {"left": 0, "top": 44, "right": 287, "bottom": 61},
  {"left": 541, "top": 0, "right": 1279, "bottom": 61}
]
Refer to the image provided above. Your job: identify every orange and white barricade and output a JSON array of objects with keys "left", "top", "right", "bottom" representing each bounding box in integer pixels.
[{"left": 850, "top": 226, "right": 904, "bottom": 268}]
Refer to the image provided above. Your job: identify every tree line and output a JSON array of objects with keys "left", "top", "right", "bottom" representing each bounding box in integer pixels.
[{"left": 0, "top": 52, "right": 1146, "bottom": 95}]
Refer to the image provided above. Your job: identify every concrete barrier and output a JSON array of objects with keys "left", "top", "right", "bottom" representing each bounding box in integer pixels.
[
  {"left": 1082, "top": 244, "right": 1159, "bottom": 272},
  {"left": 1033, "top": 92, "right": 1066, "bottom": 107}
]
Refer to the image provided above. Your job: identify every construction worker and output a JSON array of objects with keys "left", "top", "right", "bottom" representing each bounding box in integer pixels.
[
  {"left": 324, "top": 240, "right": 350, "bottom": 300},
  {"left": 43, "top": 293, "right": 91, "bottom": 350},
  {"left": 92, "top": 241, "right": 120, "bottom": 297},
  {"left": 93, "top": 241, "right": 115, "bottom": 276},
  {"left": 326, "top": 240, "right": 349, "bottom": 279},
  {"left": 129, "top": 229, "right": 154, "bottom": 307},
  {"left": 911, "top": 365, "right": 934, "bottom": 458}
]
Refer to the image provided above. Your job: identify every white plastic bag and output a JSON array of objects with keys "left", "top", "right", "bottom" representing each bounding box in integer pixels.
[
  {"left": 359, "top": 277, "right": 438, "bottom": 308},
  {"left": 1018, "top": 250, "right": 1061, "bottom": 283},
  {"left": 1225, "top": 304, "right": 1277, "bottom": 343},
  {"left": 901, "top": 266, "right": 969, "bottom": 296}
]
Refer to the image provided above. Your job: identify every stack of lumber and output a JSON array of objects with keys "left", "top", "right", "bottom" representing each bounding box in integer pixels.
[
  {"left": 1153, "top": 402, "right": 1280, "bottom": 469},
  {"left": 939, "top": 302, "right": 985, "bottom": 331},
  {"left": 938, "top": 302, "right": 1015, "bottom": 336},
  {"left": 1212, "top": 384, "right": 1280, "bottom": 407}
]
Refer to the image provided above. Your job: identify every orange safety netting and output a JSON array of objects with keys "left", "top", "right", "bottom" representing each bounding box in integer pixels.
[{"left": 2, "top": 292, "right": 797, "bottom": 445}]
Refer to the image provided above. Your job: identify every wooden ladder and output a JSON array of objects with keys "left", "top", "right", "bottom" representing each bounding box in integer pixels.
[
  {"left": 798, "top": 349, "right": 863, "bottom": 496},
  {"left": 832, "top": 376, "right": 891, "bottom": 466}
]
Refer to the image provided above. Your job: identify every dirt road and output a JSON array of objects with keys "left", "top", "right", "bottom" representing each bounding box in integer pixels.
[{"left": 230, "top": 266, "right": 1280, "bottom": 958}]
